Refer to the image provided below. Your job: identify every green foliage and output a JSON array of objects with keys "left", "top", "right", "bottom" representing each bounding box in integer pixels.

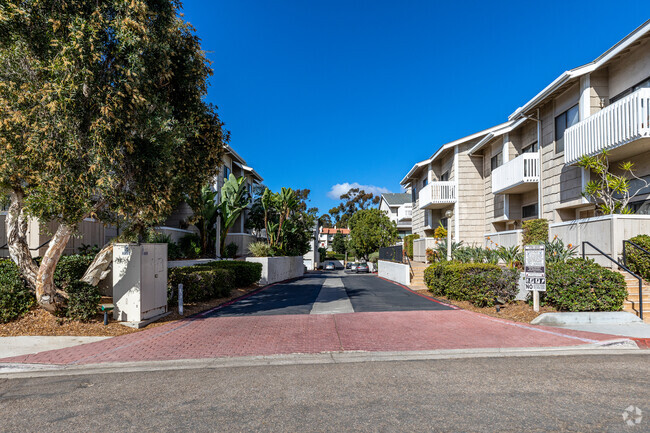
[
  {"left": 522, "top": 219, "right": 548, "bottom": 245},
  {"left": 224, "top": 242, "right": 239, "bottom": 259},
  {"left": 78, "top": 244, "right": 100, "bottom": 255},
  {"left": 198, "top": 261, "right": 263, "bottom": 288},
  {"left": 578, "top": 151, "right": 650, "bottom": 214},
  {"left": 433, "top": 222, "right": 447, "bottom": 239},
  {"left": 190, "top": 185, "right": 219, "bottom": 255},
  {"left": 218, "top": 175, "right": 251, "bottom": 255},
  {"left": 249, "top": 242, "right": 274, "bottom": 258},
  {"left": 368, "top": 252, "right": 379, "bottom": 264},
  {"left": 496, "top": 245, "right": 523, "bottom": 269},
  {"left": 168, "top": 266, "right": 234, "bottom": 304},
  {"left": 403, "top": 234, "right": 420, "bottom": 259},
  {"left": 65, "top": 280, "right": 101, "bottom": 322},
  {"left": 544, "top": 237, "right": 578, "bottom": 263},
  {"left": 0, "top": 259, "right": 35, "bottom": 323},
  {"left": 538, "top": 259, "right": 627, "bottom": 311},
  {"left": 625, "top": 235, "right": 650, "bottom": 282},
  {"left": 433, "top": 239, "right": 463, "bottom": 262},
  {"left": 317, "top": 247, "right": 327, "bottom": 260},
  {"left": 452, "top": 245, "right": 499, "bottom": 264},
  {"left": 328, "top": 188, "right": 381, "bottom": 228},
  {"left": 54, "top": 255, "right": 94, "bottom": 288},
  {"left": 331, "top": 232, "right": 347, "bottom": 255},
  {"left": 145, "top": 229, "right": 182, "bottom": 260},
  {"left": 178, "top": 233, "right": 202, "bottom": 259},
  {"left": 348, "top": 209, "right": 399, "bottom": 261},
  {"left": 424, "top": 262, "right": 519, "bottom": 307}
]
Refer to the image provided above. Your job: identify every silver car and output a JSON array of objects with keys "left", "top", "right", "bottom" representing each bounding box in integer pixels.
[
  {"left": 349, "top": 263, "right": 359, "bottom": 272},
  {"left": 325, "top": 262, "right": 336, "bottom": 270},
  {"left": 356, "top": 262, "right": 370, "bottom": 273}
]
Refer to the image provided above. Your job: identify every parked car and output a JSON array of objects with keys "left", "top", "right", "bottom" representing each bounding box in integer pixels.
[
  {"left": 345, "top": 262, "right": 352, "bottom": 269},
  {"left": 349, "top": 263, "right": 359, "bottom": 272},
  {"left": 325, "top": 262, "right": 336, "bottom": 270},
  {"left": 356, "top": 263, "right": 370, "bottom": 273}
]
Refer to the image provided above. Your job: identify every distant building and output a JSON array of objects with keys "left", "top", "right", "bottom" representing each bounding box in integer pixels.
[
  {"left": 379, "top": 193, "right": 412, "bottom": 238},
  {"left": 319, "top": 227, "right": 350, "bottom": 251}
]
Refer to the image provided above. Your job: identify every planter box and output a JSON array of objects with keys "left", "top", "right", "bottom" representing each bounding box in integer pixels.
[
  {"left": 378, "top": 260, "right": 410, "bottom": 285},
  {"left": 245, "top": 256, "right": 304, "bottom": 285}
]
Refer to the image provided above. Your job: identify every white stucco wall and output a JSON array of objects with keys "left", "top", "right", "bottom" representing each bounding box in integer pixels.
[
  {"left": 378, "top": 260, "right": 410, "bottom": 286},
  {"left": 245, "top": 256, "right": 304, "bottom": 285}
]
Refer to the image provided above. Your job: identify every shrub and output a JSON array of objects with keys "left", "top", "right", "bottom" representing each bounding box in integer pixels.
[
  {"left": 433, "top": 222, "right": 447, "bottom": 239},
  {"left": 424, "top": 262, "right": 519, "bottom": 307},
  {"left": 65, "top": 280, "right": 101, "bottom": 322},
  {"left": 145, "top": 230, "right": 182, "bottom": 259},
  {"left": 0, "top": 259, "right": 35, "bottom": 323},
  {"left": 225, "top": 242, "right": 238, "bottom": 259},
  {"left": 199, "top": 261, "right": 262, "bottom": 288},
  {"left": 168, "top": 266, "right": 234, "bottom": 304},
  {"left": 425, "top": 248, "right": 435, "bottom": 263},
  {"left": 54, "top": 254, "right": 94, "bottom": 288},
  {"left": 368, "top": 252, "right": 379, "bottom": 264},
  {"left": 522, "top": 219, "right": 548, "bottom": 245},
  {"left": 539, "top": 258, "right": 627, "bottom": 312},
  {"left": 404, "top": 234, "right": 420, "bottom": 259},
  {"left": 249, "top": 241, "right": 274, "bottom": 257},
  {"left": 626, "top": 234, "right": 650, "bottom": 282},
  {"left": 179, "top": 233, "right": 201, "bottom": 259},
  {"left": 544, "top": 237, "right": 578, "bottom": 263}
]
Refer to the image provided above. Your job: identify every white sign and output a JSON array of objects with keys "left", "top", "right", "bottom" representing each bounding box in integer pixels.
[{"left": 524, "top": 244, "right": 546, "bottom": 292}]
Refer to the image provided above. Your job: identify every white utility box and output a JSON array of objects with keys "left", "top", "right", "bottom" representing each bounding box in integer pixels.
[{"left": 112, "top": 243, "right": 168, "bottom": 325}]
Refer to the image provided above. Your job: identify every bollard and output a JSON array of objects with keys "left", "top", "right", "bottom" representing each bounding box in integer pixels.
[{"left": 178, "top": 283, "right": 184, "bottom": 315}]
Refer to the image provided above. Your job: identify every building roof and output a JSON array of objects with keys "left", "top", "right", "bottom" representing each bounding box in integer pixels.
[
  {"left": 381, "top": 193, "right": 411, "bottom": 206},
  {"left": 509, "top": 19, "right": 650, "bottom": 120},
  {"left": 242, "top": 165, "right": 263, "bottom": 183},
  {"left": 468, "top": 117, "right": 528, "bottom": 156},
  {"left": 320, "top": 227, "right": 350, "bottom": 235}
]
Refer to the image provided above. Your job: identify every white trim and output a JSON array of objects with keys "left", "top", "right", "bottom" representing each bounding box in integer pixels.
[
  {"left": 154, "top": 226, "right": 195, "bottom": 234},
  {"left": 468, "top": 118, "right": 527, "bottom": 156},
  {"left": 549, "top": 214, "right": 650, "bottom": 228},
  {"left": 484, "top": 229, "right": 523, "bottom": 237}
]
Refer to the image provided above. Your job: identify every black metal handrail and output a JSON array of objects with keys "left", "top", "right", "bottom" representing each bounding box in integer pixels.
[
  {"left": 582, "top": 241, "right": 643, "bottom": 320},
  {"left": 0, "top": 239, "right": 51, "bottom": 251}
]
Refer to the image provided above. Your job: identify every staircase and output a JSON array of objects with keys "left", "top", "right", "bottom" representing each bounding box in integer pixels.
[
  {"left": 409, "top": 261, "right": 430, "bottom": 291},
  {"left": 620, "top": 271, "right": 650, "bottom": 323}
]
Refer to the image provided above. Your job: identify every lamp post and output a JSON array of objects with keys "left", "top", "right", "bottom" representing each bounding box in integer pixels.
[{"left": 445, "top": 209, "right": 453, "bottom": 261}]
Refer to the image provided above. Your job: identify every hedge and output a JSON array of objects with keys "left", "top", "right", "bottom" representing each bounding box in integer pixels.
[
  {"left": 168, "top": 266, "right": 234, "bottom": 304},
  {"left": 626, "top": 234, "right": 650, "bottom": 282},
  {"left": 404, "top": 234, "right": 420, "bottom": 259},
  {"left": 522, "top": 219, "right": 548, "bottom": 245},
  {"left": 424, "top": 262, "right": 519, "bottom": 307},
  {"left": 198, "top": 261, "right": 262, "bottom": 288},
  {"left": 539, "top": 258, "right": 627, "bottom": 312},
  {"left": 65, "top": 280, "right": 101, "bottom": 322},
  {"left": 54, "top": 254, "right": 94, "bottom": 288},
  {"left": 0, "top": 259, "right": 35, "bottom": 323}
]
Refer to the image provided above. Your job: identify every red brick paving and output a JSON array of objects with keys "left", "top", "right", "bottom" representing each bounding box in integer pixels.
[{"left": 0, "top": 309, "right": 623, "bottom": 366}]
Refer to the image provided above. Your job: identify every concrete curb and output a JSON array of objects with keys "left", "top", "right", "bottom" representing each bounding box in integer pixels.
[
  {"left": 531, "top": 312, "right": 642, "bottom": 325},
  {"left": 0, "top": 338, "right": 641, "bottom": 379}
]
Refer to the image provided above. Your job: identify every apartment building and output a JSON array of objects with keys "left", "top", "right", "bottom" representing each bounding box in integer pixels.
[
  {"left": 319, "top": 227, "right": 350, "bottom": 251},
  {"left": 379, "top": 193, "right": 413, "bottom": 238},
  {"left": 400, "top": 19, "right": 650, "bottom": 263}
]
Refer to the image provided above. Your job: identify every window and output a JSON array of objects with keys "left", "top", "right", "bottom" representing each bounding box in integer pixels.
[
  {"left": 440, "top": 217, "right": 448, "bottom": 230},
  {"left": 247, "top": 183, "right": 252, "bottom": 196},
  {"left": 422, "top": 178, "right": 428, "bottom": 188},
  {"left": 554, "top": 104, "right": 579, "bottom": 153},
  {"left": 490, "top": 152, "right": 502, "bottom": 171},
  {"left": 440, "top": 172, "right": 449, "bottom": 182},
  {"left": 629, "top": 200, "right": 650, "bottom": 215},
  {"left": 424, "top": 210, "right": 430, "bottom": 227},
  {"left": 522, "top": 142, "right": 538, "bottom": 153},
  {"left": 224, "top": 166, "right": 231, "bottom": 179},
  {"left": 411, "top": 186, "right": 417, "bottom": 202},
  {"left": 610, "top": 76, "right": 650, "bottom": 103},
  {"left": 522, "top": 203, "right": 538, "bottom": 219}
]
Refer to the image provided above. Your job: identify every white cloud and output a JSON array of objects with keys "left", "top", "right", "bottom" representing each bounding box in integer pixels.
[{"left": 327, "top": 182, "right": 392, "bottom": 200}]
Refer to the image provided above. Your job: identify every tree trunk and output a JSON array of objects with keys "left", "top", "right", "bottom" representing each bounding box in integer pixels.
[
  {"left": 34, "top": 223, "right": 75, "bottom": 312},
  {"left": 6, "top": 190, "right": 38, "bottom": 288},
  {"left": 81, "top": 243, "right": 113, "bottom": 286}
]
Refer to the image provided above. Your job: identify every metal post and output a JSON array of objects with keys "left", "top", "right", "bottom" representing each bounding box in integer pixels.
[
  {"left": 639, "top": 280, "right": 643, "bottom": 321},
  {"left": 623, "top": 240, "right": 627, "bottom": 267},
  {"left": 533, "top": 291, "right": 540, "bottom": 312},
  {"left": 103, "top": 310, "right": 108, "bottom": 326},
  {"left": 447, "top": 229, "right": 451, "bottom": 261},
  {"left": 178, "top": 283, "right": 184, "bottom": 316}
]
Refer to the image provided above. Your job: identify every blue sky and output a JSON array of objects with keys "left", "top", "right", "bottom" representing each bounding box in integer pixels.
[{"left": 180, "top": 0, "right": 649, "bottom": 215}]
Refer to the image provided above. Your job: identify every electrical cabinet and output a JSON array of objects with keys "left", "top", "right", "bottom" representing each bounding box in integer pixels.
[{"left": 113, "top": 243, "right": 168, "bottom": 323}]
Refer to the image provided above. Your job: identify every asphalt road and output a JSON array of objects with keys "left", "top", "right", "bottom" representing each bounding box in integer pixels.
[
  {"left": 2, "top": 354, "right": 649, "bottom": 432},
  {"left": 209, "top": 271, "right": 451, "bottom": 317}
]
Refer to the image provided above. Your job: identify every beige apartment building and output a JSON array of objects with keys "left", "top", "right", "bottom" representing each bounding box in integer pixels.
[{"left": 401, "top": 19, "right": 650, "bottom": 263}]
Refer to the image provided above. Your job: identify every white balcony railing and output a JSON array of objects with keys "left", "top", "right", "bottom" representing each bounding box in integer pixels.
[
  {"left": 492, "top": 153, "right": 539, "bottom": 194},
  {"left": 565, "top": 88, "right": 650, "bottom": 165},
  {"left": 418, "top": 181, "right": 456, "bottom": 209},
  {"left": 397, "top": 203, "right": 412, "bottom": 221}
]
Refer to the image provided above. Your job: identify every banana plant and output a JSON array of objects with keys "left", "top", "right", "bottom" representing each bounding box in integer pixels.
[
  {"left": 217, "top": 174, "right": 251, "bottom": 256},
  {"left": 261, "top": 187, "right": 299, "bottom": 253}
]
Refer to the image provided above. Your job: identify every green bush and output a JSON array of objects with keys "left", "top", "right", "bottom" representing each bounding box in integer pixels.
[
  {"left": 224, "top": 242, "right": 238, "bottom": 259},
  {"left": 424, "top": 262, "right": 519, "bottom": 307},
  {"left": 199, "top": 261, "right": 262, "bottom": 288},
  {"left": 179, "top": 233, "right": 201, "bottom": 259},
  {"left": 249, "top": 241, "right": 274, "bottom": 257},
  {"left": 168, "top": 266, "right": 234, "bottom": 304},
  {"left": 626, "top": 234, "right": 650, "bottom": 282},
  {"left": 539, "top": 258, "right": 627, "bottom": 312},
  {"left": 0, "top": 259, "right": 35, "bottom": 323},
  {"left": 404, "top": 234, "right": 420, "bottom": 259},
  {"left": 522, "top": 219, "right": 548, "bottom": 245},
  {"left": 145, "top": 230, "right": 182, "bottom": 259},
  {"left": 54, "top": 254, "right": 94, "bottom": 288},
  {"left": 65, "top": 280, "right": 101, "bottom": 322}
]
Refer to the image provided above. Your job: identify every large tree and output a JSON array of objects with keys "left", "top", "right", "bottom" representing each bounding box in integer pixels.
[
  {"left": 348, "top": 209, "right": 398, "bottom": 261},
  {"left": 0, "top": 0, "right": 227, "bottom": 311},
  {"left": 329, "top": 188, "right": 380, "bottom": 228}
]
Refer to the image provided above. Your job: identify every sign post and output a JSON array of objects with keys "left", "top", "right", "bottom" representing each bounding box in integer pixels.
[{"left": 524, "top": 244, "right": 546, "bottom": 312}]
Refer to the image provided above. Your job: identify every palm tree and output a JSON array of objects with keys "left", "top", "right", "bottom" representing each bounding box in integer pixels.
[{"left": 217, "top": 174, "right": 251, "bottom": 256}]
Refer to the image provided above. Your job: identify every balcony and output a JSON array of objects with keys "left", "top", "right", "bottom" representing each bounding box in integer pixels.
[
  {"left": 565, "top": 88, "right": 650, "bottom": 165},
  {"left": 397, "top": 203, "right": 412, "bottom": 221},
  {"left": 418, "top": 181, "right": 456, "bottom": 209},
  {"left": 492, "top": 153, "right": 539, "bottom": 194}
]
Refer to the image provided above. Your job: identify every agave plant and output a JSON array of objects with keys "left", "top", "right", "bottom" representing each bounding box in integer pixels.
[
  {"left": 435, "top": 239, "right": 463, "bottom": 261},
  {"left": 496, "top": 245, "right": 522, "bottom": 268}
]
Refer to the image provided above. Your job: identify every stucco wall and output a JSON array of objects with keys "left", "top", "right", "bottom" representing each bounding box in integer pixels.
[
  {"left": 246, "top": 256, "right": 304, "bottom": 285},
  {"left": 378, "top": 260, "right": 410, "bottom": 286}
]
